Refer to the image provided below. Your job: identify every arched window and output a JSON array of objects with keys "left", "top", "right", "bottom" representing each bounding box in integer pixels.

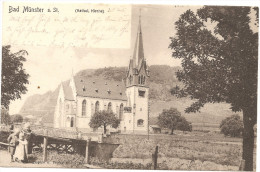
[
  {"left": 137, "top": 119, "right": 144, "bottom": 126},
  {"left": 95, "top": 101, "right": 100, "bottom": 113},
  {"left": 71, "top": 117, "right": 74, "bottom": 127},
  {"left": 119, "top": 103, "right": 123, "bottom": 120},
  {"left": 143, "top": 76, "right": 146, "bottom": 84},
  {"left": 82, "top": 100, "right": 86, "bottom": 116},
  {"left": 66, "top": 117, "right": 70, "bottom": 127},
  {"left": 107, "top": 102, "right": 112, "bottom": 113}
]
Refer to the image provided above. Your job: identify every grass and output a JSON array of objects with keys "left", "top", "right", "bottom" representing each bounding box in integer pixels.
[
  {"left": 31, "top": 150, "right": 85, "bottom": 168},
  {"left": 109, "top": 132, "right": 242, "bottom": 170}
]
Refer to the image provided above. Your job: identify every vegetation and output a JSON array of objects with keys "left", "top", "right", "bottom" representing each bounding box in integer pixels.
[
  {"left": 1, "top": 108, "right": 11, "bottom": 125},
  {"left": 32, "top": 151, "right": 85, "bottom": 168},
  {"left": 169, "top": 6, "right": 258, "bottom": 170},
  {"left": 90, "top": 157, "right": 154, "bottom": 169},
  {"left": 177, "top": 116, "right": 192, "bottom": 132},
  {"left": 89, "top": 110, "right": 120, "bottom": 134},
  {"left": 10, "top": 114, "right": 23, "bottom": 123},
  {"left": 220, "top": 115, "right": 243, "bottom": 137},
  {"left": 158, "top": 108, "right": 192, "bottom": 134},
  {"left": 93, "top": 67, "right": 126, "bottom": 81},
  {"left": 111, "top": 134, "right": 241, "bottom": 170},
  {"left": 1, "top": 45, "right": 29, "bottom": 109}
]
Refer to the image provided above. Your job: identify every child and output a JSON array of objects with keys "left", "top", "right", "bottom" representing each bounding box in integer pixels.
[{"left": 7, "top": 128, "right": 20, "bottom": 162}]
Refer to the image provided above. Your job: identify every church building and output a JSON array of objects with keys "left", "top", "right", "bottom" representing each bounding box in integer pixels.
[{"left": 53, "top": 17, "right": 150, "bottom": 134}]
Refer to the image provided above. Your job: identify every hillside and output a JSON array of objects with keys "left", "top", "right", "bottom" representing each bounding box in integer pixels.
[{"left": 19, "top": 65, "right": 239, "bottom": 127}]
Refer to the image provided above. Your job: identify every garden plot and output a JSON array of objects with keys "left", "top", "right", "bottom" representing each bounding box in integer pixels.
[{"left": 111, "top": 133, "right": 242, "bottom": 170}]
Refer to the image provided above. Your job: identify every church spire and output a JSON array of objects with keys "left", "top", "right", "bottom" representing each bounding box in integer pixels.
[{"left": 132, "top": 10, "right": 144, "bottom": 68}]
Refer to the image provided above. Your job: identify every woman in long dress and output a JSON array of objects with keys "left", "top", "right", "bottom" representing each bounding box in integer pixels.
[{"left": 14, "top": 131, "right": 28, "bottom": 163}]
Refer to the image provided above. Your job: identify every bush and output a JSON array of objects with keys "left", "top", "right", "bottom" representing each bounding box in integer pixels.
[
  {"left": 219, "top": 115, "right": 243, "bottom": 137},
  {"left": 177, "top": 116, "right": 192, "bottom": 132},
  {"left": 11, "top": 114, "right": 23, "bottom": 123},
  {"left": 33, "top": 151, "right": 85, "bottom": 168},
  {"left": 158, "top": 108, "right": 192, "bottom": 134}
]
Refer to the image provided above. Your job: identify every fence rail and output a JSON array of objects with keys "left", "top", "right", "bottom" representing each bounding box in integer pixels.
[{"left": 0, "top": 124, "right": 102, "bottom": 142}]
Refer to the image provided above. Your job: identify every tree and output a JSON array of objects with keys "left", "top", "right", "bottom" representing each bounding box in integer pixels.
[
  {"left": 169, "top": 6, "right": 258, "bottom": 170},
  {"left": 1, "top": 45, "right": 29, "bottom": 109},
  {"left": 177, "top": 116, "right": 192, "bottom": 133},
  {"left": 11, "top": 114, "right": 23, "bottom": 123},
  {"left": 1, "top": 107, "right": 11, "bottom": 125},
  {"left": 157, "top": 108, "right": 181, "bottom": 134},
  {"left": 89, "top": 110, "right": 120, "bottom": 134},
  {"left": 220, "top": 114, "right": 243, "bottom": 137}
]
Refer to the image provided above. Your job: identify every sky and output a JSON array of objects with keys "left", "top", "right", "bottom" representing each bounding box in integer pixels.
[
  {"left": 3, "top": 4, "right": 202, "bottom": 115},
  {"left": 2, "top": 4, "right": 257, "bottom": 115}
]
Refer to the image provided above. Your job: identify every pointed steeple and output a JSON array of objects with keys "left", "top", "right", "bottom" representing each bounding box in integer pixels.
[{"left": 132, "top": 10, "right": 144, "bottom": 68}]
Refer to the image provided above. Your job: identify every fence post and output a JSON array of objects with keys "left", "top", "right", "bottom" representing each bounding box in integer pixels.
[
  {"left": 84, "top": 138, "right": 91, "bottom": 164},
  {"left": 152, "top": 146, "right": 158, "bottom": 170},
  {"left": 43, "top": 129, "right": 48, "bottom": 162}
]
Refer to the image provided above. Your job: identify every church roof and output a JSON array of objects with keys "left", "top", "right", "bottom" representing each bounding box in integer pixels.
[
  {"left": 62, "top": 81, "right": 74, "bottom": 101},
  {"left": 132, "top": 16, "right": 145, "bottom": 68},
  {"left": 73, "top": 76, "right": 127, "bottom": 101}
]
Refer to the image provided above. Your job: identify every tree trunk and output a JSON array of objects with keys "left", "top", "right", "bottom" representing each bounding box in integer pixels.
[
  {"left": 242, "top": 108, "right": 255, "bottom": 171},
  {"left": 171, "top": 128, "right": 174, "bottom": 135},
  {"left": 104, "top": 124, "right": 107, "bottom": 134}
]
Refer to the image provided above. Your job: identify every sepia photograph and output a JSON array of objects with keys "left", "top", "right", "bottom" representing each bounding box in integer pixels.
[{"left": 0, "top": 1, "right": 258, "bottom": 171}]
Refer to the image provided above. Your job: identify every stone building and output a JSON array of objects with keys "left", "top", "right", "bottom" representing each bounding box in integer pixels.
[{"left": 54, "top": 17, "right": 150, "bottom": 134}]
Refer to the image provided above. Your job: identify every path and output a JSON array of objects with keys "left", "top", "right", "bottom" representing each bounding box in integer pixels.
[{"left": 0, "top": 150, "right": 61, "bottom": 168}]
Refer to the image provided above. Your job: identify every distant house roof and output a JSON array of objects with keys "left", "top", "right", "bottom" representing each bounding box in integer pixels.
[
  {"left": 62, "top": 76, "right": 127, "bottom": 101},
  {"left": 62, "top": 81, "right": 74, "bottom": 101}
]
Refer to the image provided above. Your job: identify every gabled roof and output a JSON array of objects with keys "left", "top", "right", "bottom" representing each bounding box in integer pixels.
[
  {"left": 74, "top": 76, "right": 127, "bottom": 101},
  {"left": 132, "top": 16, "right": 145, "bottom": 68}
]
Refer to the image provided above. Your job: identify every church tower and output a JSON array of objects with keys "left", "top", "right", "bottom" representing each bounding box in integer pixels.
[{"left": 124, "top": 14, "right": 150, "bottom": 134}]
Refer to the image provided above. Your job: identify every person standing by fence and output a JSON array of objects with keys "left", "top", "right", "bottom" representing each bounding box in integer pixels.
[
  {"left": 14, "top": 131, "right": 29, "bottom": 163},
  {"left": 23, "top": 123, "right": 32, "bottom": 154},
  {"left": 7, "top": 128, "right": 20, "bottom": 162}
]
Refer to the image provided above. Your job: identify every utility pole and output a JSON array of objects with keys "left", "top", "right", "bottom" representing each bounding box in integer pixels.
[{"left": 148, "top": 101, "right": 150, "bottom": 140}]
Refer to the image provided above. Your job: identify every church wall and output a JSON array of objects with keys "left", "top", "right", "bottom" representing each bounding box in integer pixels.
[
  {"left": 63, "top": 100, "right": 76, "bottom": 128},
  {"left": 134, "top": 87, "right": 149, "bottom": 133},
  {"left": 76, "top": 96, "right": 127, "bottom": 129},
  {"left": 54, "top": 86, "right": 65, "bottom": 128},
  {"left": 124, "top": 86, "right": 149, "bottom": 134}
]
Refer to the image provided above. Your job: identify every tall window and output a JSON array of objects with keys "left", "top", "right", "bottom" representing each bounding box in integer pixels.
[
  {"left": 143, "top": 76, "right": 146, "bottom": 84},
  {"left": 107, "top": 102, "right": 112, "bottom": 112},
  {"left": 66, "top": 117, "right": 70, "bottom": 127},
  {"left": 119, "top": 103, "right": 123, "bottom": 120},
  {"left": 95, "top": 101, "right": 100, "bottom": 113},
  {"left": 82, "top": 100, "right": 86, "bottom": 116},
  {"left": 71, "top": 117, "right": 74, "bottom": 127}
]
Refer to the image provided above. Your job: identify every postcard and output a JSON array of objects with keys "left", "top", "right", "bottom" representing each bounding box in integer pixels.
[{"left": 0, "top": 1, "right": 258, "bottom": 171}]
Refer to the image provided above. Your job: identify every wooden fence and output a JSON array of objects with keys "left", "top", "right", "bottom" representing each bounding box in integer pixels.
[{"left": 0, "top": 124, "right": 105, "bottom": 164}]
